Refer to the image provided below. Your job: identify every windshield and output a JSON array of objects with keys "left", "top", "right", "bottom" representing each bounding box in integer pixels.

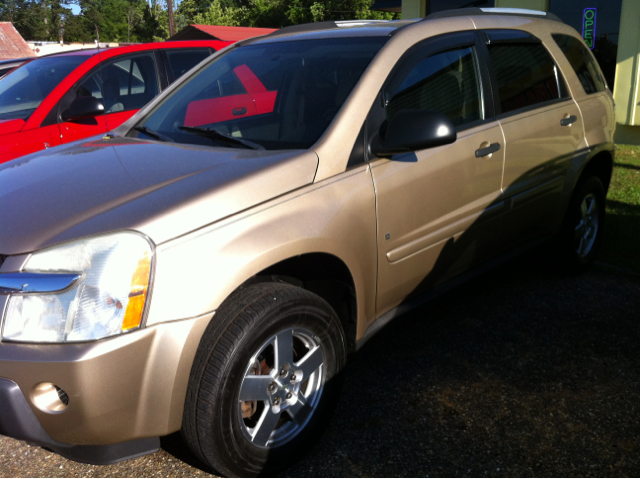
[
  {"left": 0, "top": 55, "right": 86, "bottom": 121},
  {"left": 135, "top": 37, "right": 387, "bottom": 150}
]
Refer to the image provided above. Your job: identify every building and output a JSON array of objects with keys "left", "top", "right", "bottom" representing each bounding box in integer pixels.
[
  {"left": 0, "top": 22, "right": 35, "bottom": 60},
  {"left": 27, "top": 42, "right": 119, "bottom": 56},
  {"left": 169, "top": 25, "right": 278, "bottom": 42},
  {"left": 371, "top": 0, "right": 639, "bottom": 144}
]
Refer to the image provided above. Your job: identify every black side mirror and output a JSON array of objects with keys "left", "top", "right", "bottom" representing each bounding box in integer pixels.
[
  {"left": 61, "top": 96, "right": 105, "bottom": 122},
  {"left": 372, "top": 109, "right": 457, "bottom": 158}
]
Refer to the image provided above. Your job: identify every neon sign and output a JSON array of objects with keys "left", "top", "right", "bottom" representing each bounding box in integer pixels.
[{"left": 582, "top": 8, "right": 597, "bottom": 50}]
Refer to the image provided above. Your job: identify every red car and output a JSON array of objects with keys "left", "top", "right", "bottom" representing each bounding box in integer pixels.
[{"left": 0, "top": 40, "right": 234, "bottom": 163}]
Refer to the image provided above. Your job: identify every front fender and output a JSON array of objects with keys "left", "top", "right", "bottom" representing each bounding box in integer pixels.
[{"left": 146, "top": 163, "right": 378, "bottom": 340}]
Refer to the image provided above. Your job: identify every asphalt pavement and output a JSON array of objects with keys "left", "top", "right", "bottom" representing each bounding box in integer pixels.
[{"left": 1, "top": 252, "right": 639, "bottom": 477}]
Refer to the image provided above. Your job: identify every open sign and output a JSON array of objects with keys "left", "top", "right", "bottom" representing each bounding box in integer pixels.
[{"left": 582, "top": 8, "right": 597, "bottom": 50}]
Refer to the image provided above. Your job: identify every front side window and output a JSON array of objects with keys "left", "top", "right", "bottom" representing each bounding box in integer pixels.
[
  {"left": 487, "top": 40, "right": 563, "bottom": 114},
  {"left": 136, "top": 37, "right": 387, "bottom": 150},
  {"left": 552, "top": 34, "right": 606, "bottom": 95},
  {"left": 386, "top": 46, "right": 483, "bottom": 127},
  {"left": 74, "top": 53, "right": 159, "bottom": 113},
  {"left": 0, "top": 56, "right": 85, "bottom": 121}
]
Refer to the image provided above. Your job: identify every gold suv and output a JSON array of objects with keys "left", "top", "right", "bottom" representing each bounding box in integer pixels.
[{"left": 0, "top": 8, "right": 614, "bottom": 476}]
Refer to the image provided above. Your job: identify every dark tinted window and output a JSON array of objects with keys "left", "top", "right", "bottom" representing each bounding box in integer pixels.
[
  {"left": 165, "top": 48, "right": 211, "bottom": 80},
  {"left": 0, "top": 56, "right": 85, "bottom": 121},
  {"left": 488, "top": 42, "right": 561, "bottom": 114},
  {"left": 387, "top": 46, "right": 482, "bottom": 127},
  {"left": 74, "top": 53, "right": 159, "bottom": 113},
  {"left": 552, "top": 34, "right": 606, "bottom": 94}
]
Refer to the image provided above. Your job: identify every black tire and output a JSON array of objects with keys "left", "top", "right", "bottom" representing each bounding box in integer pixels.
[
  {"left": 557, "top": 175, "right": 606, "bottom": 274},
  {"left": 182, "top": 282, "right": 347, "bottom": 477}
]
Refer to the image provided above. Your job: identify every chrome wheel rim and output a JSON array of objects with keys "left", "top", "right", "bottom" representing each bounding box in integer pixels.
[
  {"left": 575, "top": 193, "right": 599, "bottom": 258},
  {"left": 238, "top": 327, "right": 325, "bottom": 449}
]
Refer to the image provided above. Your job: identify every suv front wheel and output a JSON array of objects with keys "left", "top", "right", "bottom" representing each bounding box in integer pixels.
[{"left": 182, "top": 282, "right": 347, "bottom": 477}]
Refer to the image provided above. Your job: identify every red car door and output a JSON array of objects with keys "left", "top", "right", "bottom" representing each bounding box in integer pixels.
[{"left": 58, "top": 52, "right": 161, "bottom": 143}]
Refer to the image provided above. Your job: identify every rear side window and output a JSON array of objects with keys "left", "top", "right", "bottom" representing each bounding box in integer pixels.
[
  {"left": 552, "top": 34, "right": 606, "bottom": 94},
  {"left": 387, "top": 46, "right": 483, "bottom": 127},
  {"left": 164, "top": 48, "right": 211, "bottom": 81},
  {"left": 487, "top": 42, "right": 562, "bottom": 114}
]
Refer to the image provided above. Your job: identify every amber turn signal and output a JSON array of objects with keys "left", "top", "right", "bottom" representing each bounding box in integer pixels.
[{"left": 122, "top": 252, "right": 151, "bottom": 331}]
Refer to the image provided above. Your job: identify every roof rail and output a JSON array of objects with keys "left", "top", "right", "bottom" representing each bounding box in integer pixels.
[
  {"left": 258, "top": 19, "right": 393, "bottom": 38},
  {"left": 424, "top": 7, "right": 564, "bottom": 23}
]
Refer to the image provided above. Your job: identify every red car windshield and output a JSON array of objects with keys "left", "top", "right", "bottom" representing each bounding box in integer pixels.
[
  {"left": 136, "top": 37, "right": 387, "bottom": 150},
  {"left": 0, "top": 55, "right": 85, "bottom": 121}
]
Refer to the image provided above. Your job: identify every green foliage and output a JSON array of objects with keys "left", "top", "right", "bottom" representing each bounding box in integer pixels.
[
  {"left": 1, "top": 0, "right": 399, "bottom": 44},
  {"left": 601, "top": 145, "right": 640, "bottom": 273},
  {"left": 191, "top": 0, "right": 397, "bottom": 28}
]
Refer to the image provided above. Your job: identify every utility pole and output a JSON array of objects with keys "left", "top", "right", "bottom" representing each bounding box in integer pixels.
[
  {"left": 167, "top": 0, "right": 175, "bottom": 37},
  {"left": 59, "top": 19, "right": 64, "bottom": 45}
]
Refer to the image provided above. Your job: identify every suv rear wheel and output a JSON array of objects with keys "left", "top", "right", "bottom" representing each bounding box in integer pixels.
[
  {"left": 182, "top": 282, "right": 347, "bottom": 477},
  {"left": 558, "top": 175, "right": 606, "bottom": 273}
]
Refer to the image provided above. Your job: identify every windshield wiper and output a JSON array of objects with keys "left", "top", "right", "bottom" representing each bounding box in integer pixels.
[
  {"left": 133, "top": 126, "right": 173, "bottom": 142},
  {"left": 178, "top": 125, "right": 265, "bottom": 151}
]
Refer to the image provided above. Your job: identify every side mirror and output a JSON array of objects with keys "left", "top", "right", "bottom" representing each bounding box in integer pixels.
[
  {"left": 61, "top": 96, "right": 105, "bottom": 122},
  {"left": 372, "top": 109, "right": 457, "bottom": 158}
]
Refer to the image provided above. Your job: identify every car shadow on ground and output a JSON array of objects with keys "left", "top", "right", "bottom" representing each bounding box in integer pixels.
[{"left": 160, "top": 248, "right": 640, "bottom": 477}]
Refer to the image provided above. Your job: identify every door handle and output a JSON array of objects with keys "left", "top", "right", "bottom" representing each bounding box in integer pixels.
[
  {"left": 475, "top": 142, "right": 501, "bottom": 158},
  {"left": 233, "top": 107, "right": 248, "bottom": 116},
  {"left": 560, "top": 115, "right": 578, "bottom": 126}
]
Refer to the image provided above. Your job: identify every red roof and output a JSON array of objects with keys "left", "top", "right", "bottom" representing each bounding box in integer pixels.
[
  {"left": 170, "top": 24, "right": 277, "bottom": 42},
  {"left": 0, "top": 22, "right": 35, "bottom": 60}
]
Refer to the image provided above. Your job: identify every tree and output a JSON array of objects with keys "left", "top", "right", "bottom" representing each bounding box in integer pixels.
[
  {"left": 2, "top": 0, "right": 399, "bottom": 44},
  {"left": 193, "top": 0, "right": 398, "bottom": 29}
]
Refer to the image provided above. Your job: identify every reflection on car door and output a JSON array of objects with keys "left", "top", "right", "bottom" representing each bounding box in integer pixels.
[
  {"left": 482, "top": 31, "right": 584, "bottom": 247},
  {"left": 184, "top": 65, "right": 277, "bottom": 126},
  {"left": 369, "top": 32, "right": 505, "bottom": 316}
]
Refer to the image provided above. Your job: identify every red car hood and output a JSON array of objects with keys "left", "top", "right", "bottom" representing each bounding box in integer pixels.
[{"left": 0, "top": 119, "right": 25, "bottom": 136}]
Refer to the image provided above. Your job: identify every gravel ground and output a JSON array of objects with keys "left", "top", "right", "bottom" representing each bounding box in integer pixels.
[{"left": 1, "top": 253, "right": 639, "bottom": 477}]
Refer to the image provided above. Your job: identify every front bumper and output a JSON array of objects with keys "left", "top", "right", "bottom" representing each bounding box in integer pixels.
[
  {"left": 0, "top": 377, "right": 159, "bottom": 464},
  {"left": 0, "top": 307, "right": 213, "bottom": 458}
]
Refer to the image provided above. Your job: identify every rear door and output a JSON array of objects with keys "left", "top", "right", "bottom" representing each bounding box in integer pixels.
[
  {"left": 481, "top": 30, "right": 584, "bottom": 246},
  {"left": 370, "top": 32, "right": 506, "bottom": 316},
  {"left": 551, "top": 34, "right": 614, "bottom": 151}
]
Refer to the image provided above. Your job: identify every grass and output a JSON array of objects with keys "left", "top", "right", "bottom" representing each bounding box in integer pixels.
[{"left": 600, "top": 144, "right": 640, "bottom": 273}]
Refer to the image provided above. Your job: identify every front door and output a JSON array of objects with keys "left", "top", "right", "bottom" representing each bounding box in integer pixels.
[
  {"left": 370, "top": 32, "right": 505, "bottom": 316},
  {"left": 58, "top": 52, "right": 161, "bottom": 143}
]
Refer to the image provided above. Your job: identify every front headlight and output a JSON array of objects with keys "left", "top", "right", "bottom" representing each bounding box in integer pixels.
[{"left": 2, "top": 232, "right": 153, "bottom": 343}]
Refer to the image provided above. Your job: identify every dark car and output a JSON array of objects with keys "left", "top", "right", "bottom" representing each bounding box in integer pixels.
[{"left": 0, "top": 57, "right": 31, "bottom": 78}]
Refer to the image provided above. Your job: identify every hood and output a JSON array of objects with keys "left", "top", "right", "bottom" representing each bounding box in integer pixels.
[
  {"left": 0, "top": 137, "right": 318, "bottom": 255},
  {"left": 0, "top": 119, "right": 25, "bottom": 136}
]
